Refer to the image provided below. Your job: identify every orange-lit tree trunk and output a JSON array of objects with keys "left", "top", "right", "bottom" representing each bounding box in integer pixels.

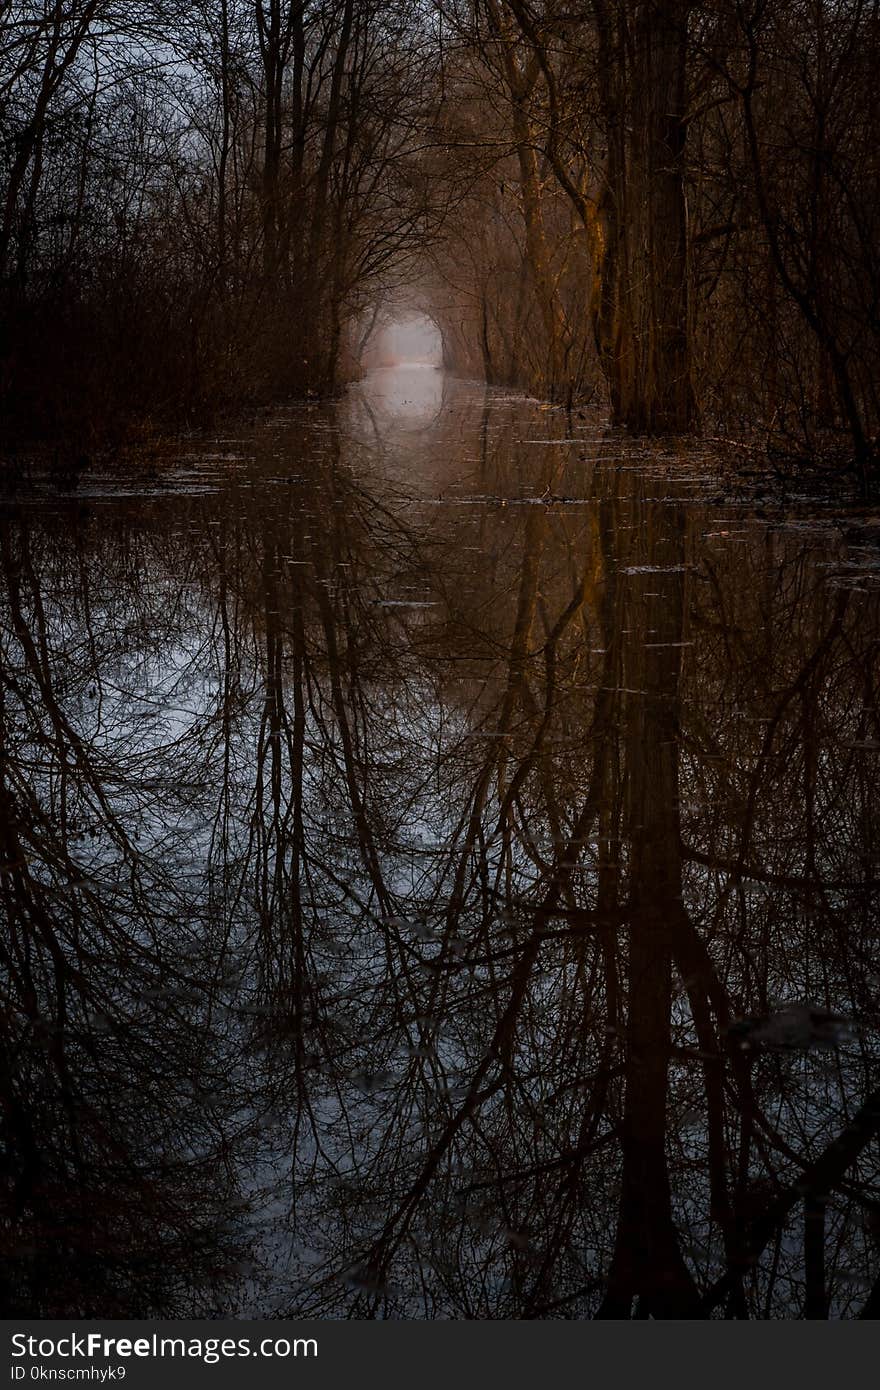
[
  {"left": 507, "top": 0, "right": 695, "bottom": 429},
  {"left": 613, "top": 0, "right": 694, "bottom": 432}
]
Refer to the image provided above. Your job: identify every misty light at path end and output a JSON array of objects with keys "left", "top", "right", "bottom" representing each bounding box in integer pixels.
[
  {"left": 351, "top": 311, "right": 446, "bottom": 430},
  {"left": 364, "top": 313, "right": 444, "bottom": 368}
]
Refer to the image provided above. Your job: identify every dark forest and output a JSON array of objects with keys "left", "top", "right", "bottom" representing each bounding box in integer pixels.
[
  {"left": 3, "top": 2, "right": 880, "bottom": 480},
  {"left": 1, "top": 1, "right": 880, "bottom": 1326}
]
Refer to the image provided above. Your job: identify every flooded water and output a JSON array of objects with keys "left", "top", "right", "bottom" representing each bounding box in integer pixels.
[{"left": 2, "top": 367, "right": 879, "bottom": 1318}]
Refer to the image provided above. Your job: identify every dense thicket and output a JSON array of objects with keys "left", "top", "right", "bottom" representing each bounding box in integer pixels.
[
  {"left": 429, "top": 1, "right": 880, "bottom": 484},
  {"left": 0, "top": 0, "right": 438, "bottom": 453},
  {"left": 1, "top": 1, "right": 879, "bottom": 485}
]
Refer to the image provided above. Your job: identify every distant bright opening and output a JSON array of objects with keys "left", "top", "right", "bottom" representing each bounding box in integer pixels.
[{"left": 366, "top": 313, "right": 443, "bottom": 368}]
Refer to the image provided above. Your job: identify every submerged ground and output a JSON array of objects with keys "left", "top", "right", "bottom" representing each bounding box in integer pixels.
[{"left": 1, "top": 367, "right": 879, "bottom": 1318}]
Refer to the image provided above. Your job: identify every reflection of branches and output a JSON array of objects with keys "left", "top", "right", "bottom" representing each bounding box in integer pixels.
[
  {"left": 3, "top": 389, "right": 879, "bottom": 1318},
  {"left": 0, "top": 518, "right": 247, "bottom": 1316}
]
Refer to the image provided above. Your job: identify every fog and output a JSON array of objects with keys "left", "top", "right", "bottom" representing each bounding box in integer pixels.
[{"left": 364, "top": 314, "right": 443, "bottom": 369}]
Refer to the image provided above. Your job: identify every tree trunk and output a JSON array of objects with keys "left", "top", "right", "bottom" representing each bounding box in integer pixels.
[{"left": 595, "top": 1, "right": 695, "bottom": 433}]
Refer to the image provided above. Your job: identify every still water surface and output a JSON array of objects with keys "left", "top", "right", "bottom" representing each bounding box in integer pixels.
[{"left": 2, "top": 368, "right": 879, "bottom": 1317}]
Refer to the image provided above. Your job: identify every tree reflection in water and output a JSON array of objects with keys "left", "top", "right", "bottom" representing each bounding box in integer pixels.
[{"left": 1, "top": 375, "right": 879, "bottom": 1318}]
